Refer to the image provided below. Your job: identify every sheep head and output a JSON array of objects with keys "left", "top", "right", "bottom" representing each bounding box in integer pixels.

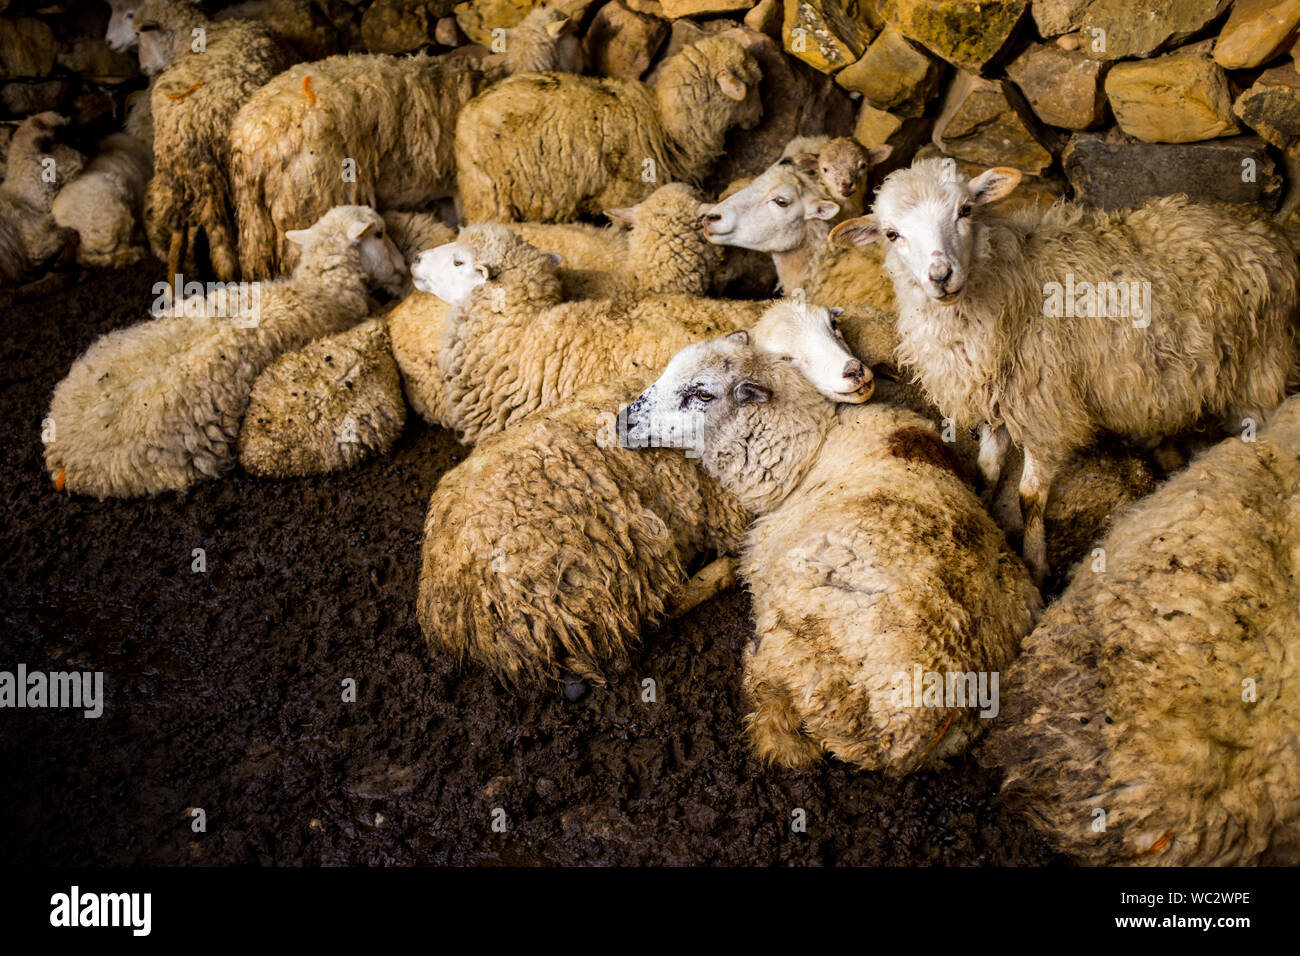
[
  {"left": 411, "top": 225, "right": 562, "bottom": 312},
  {"left": 286, "top": 206, "right": 408, "bottom": 296},
  {"left": 830, "top": 158, "right": 1020, "bottom": 306},
  {"left": 749, "top": 301, "right": 872, "bottom": 404},
  {"left": 617, "top": 334, "right": 833, "bottom": 514},
  {"left": 659, "top": 37, "right": 763, "bottom": 133},
  {"left": 134, "top": 0, "right": 209, "bottom": 76},
  {"left": 700, "top": 162, "right": 838, "bottom": 253},
  {"left": 106, "top": 0, "right": 140, "bottom": 53}
]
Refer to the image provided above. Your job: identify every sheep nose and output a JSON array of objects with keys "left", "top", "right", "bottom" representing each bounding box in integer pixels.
[
  {"left": 929, "top": 261, "right": 953, "bottom": 286},
  {"left": 843, "top": 359, "right": 865, "bottom": 382}
]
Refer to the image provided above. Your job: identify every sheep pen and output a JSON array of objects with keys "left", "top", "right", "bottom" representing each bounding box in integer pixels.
[{"left": 9, "top": 0, "right": 1300, "bottom": 880}]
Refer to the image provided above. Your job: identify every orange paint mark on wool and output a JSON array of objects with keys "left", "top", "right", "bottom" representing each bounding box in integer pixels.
[
  {"left": 54, "top": 468, "right": 66, "bottom": 491},
  {"left": 302, "top": 75, "right": 315, "bottom": 104},
  {"left": 1139, "top": 829, "right": 1173, "bottom": 857},
  {"left": 165, "top": 82, "right": 203, "bottom": 100},
  {"left": 920, "top": 709, "right": 956, "bottom": 761}
]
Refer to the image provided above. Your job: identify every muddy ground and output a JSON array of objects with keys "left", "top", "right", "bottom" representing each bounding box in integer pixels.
[{"left": 0, "top": 263, "right": 1063, "bottom": 866}]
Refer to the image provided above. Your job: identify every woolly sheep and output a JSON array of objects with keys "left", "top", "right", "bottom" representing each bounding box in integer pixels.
[
  {"left": 454, "top": 37, "right": 762, "bottom": 223},
  {"left": 109, "top": 0, "right": 339, "bottom": 60},
  {"left": 412, "top": 225, "right": 853, "bottom": 443},
  {"left": 44, "top": 206, "right": 406, "bottom": 498},
  {"left": 137, "top": 0, "right": 294, "bottom": 280},
  {"left": 982, "top": 394, "right": 1300, "bottom": 865},
  {"left": 618, "top": 336, "right": 1040, "bottom": 773},
  {"left": 417, "top": 302, "right": 872, "bottom": 688},
  {"left": 701, "top": 159, "right": 898, "bottom": 356},
  {"left": 417, "top": 378, "right": 752, "bottom": 688},
  {"left": 238, "top": 318, "right": 406, "bottom": 478},
  {"left": 830, "top": 158, "right": 1299, "bottom": 584},
  {"left": 380, "top": 211, "right": 456, "bottom": 264},
  {"left": 52, "top": 91, "right": 153, "bottom": 269},
  {"left": 0, "top": 113, "right": 83, "bottom": 288},
  {"left": 229, "top": 6, "right": 579, "bottom": 278}
]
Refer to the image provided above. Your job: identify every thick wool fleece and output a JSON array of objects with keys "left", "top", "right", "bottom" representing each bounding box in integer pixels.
[
  {"left": 441, "top": 226, "right": 767, "bottom": 443},
  {"left": 982, "top": 394, "right": 1300, "bottom": 866},
  {"left": 454, "top": 36, "right": 762, "bottom": 222},
  {"left": 418, "top": 380, "right": 751, "bottom": 688},
  {"left": 45, "top": 208, "right": 388, "bottom": 498},
  {"left": 0, "top": 113, "right": 83, "bottom": 285}
]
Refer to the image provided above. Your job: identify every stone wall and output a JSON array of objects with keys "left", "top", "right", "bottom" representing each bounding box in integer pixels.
[{"left": 4, "top": 0, "right": 1298, "bottom": 217}]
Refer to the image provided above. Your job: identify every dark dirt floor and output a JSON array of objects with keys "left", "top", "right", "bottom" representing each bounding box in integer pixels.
[{"left": 0, "top": 263, "right": 1065, "bottom": 866}]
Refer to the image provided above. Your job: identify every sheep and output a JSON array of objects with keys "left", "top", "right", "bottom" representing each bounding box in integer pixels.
[
  {"left": 229, "top": 6, "right": 579, "bottom": 279},
  {"left": 386, "top": 291, "right": 454, "bottom": 427},
  {"left": 410, "top": 224, "right": 778, "bottom": 443},
  {"left": 830, "top": 157, "right": 1299, "bottom": 584},
  {"left": 380, "top": 210, "right": 456, "bottom": 264},
  {"left": 454, "top": 36, "right": 763, "bottom": 223},
  {"left": 417, "top": 302, "right": 873, "bottom": 688},
  {"left": 109, "top": 0, "right": 339, "bottom": 60},
  {"left": 51, "top": 91, "right": 153, "bottom": 269},
  {"left": 137, "top": 0, "right": 295, "bottom": 280},
  {"left": 238, "top": 318, "right": 406, "bottom": 478},
  {"left": 0, "top": 113, "right": 83, "bottom": 288},
  {"left": 44, "top": 206, "right": 407, "bottom": 499},
  {"left": 700, "top": 159, "right": 898, "bottom": 353},
  {"left": 417, "top": 379, "right": 752, "bottom": 689},
  {"left": 781, "top": 135, "right": 889, "bottom": 220},
  {"left": 982, "top": 395, "right": 1300, "bottom": 865},
  {"left": 617, "top": 335, "right": 1041, "bottom": 774}
]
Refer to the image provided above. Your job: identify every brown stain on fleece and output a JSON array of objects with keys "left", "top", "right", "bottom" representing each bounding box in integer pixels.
[{"left": 886, "top": 426, "right": 966, "bottom": 482}]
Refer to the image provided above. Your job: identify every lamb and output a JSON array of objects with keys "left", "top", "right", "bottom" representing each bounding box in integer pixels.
[
  {"left": 0, "top": 113, "right": 83, "bottom": 288},
  {"left": 44, "top": 206, "right": 407, "bottom": 499},
  {"left": 454, "top": 36, "right": 762, "bottom": 223},
  {"left": 136, "top": 0, "right": 295, "bottom": 280},
  {"left": 109, "top": 0, "right": 339, "bottom": 60},
  {"left": 238, "top": 318, "right": 406, "bottom": 478},
  {"left": 781, "top": 135, "right": 889, "bottom": 219},
  {"left": 617, "top": 335, "right": 1040, "bottom": 773},
  {"left": 417, "top": 302, "right": 873, "bottom": 688},
  {"left": 700, "top": 159, "right": 898, "bottom": 351},
  {"left": 229, "top": 6, "right": 579, "bottom": 278},
  {"left": 410, "top": 225, "right": 784, "bottom": 443},
  {"left": 51, "top": 91, "right": 153, "bottom": 269},
  {"left": 982, "top": 395, "right": 1300, "bottom": 865},
  {"left": 830, "top": 157, "right": 1299, "bottom": 584}
]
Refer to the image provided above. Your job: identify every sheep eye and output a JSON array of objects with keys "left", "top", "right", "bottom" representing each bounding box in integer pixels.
[
  {"left": 698, "top": 393, "right": 714, "bottom": 402},
  {"left": 779, "top": 355, "right": 794, "bottom": 362},
  {"left": 857, "top": 161, "right": 867, "bottom": 171},
  {"left": 957, "top": 204, "right": 972, "bottom": 219},
  {"left": 375, "top": 229, "right": 383, "bottom": 238},
  {"left": 772, "top": 197, "right": 790, "bottom": 208},
  {"left": 453, "top": 258, "right": 464, "bottom": 267},
  {"left": 885, "top": 230, "right": 898, "bottom": 242}
]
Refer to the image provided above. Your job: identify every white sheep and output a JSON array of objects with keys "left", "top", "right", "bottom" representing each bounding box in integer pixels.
[
  {"left": 52, "top": 91, "right": 153, "bottom": 269},
  {"left": 411, "top": 226, "right": 874, "bottom": 443},
  {"left": 618, "top": 335, "right": 1040, "bottom": 773},
  {"left": 454, "top": 36, "right": 763, "bottom": 223},
  {"left": 831, "top": 157, "right": 1299, "bottom": 583},
  {"left": 229, "top": 6, "right": 579, "bottom": 278},
  {"left": 700, "top": 159, "right": 898, "bottom": 360},
  {"left": 417, "top": 303, "right": 873, "bottom": 688},
  {"left": 109, "top": 0, "right": 339, "bottom": 60},
  {"left": 44, "top": 206, "right": 406, "bottom": 498},
  {"left": 983, "top": 394, "right": 1300, "bottom": 865},
  {"left": 0, "top": 112, "right": 83, "bottom": 288}
]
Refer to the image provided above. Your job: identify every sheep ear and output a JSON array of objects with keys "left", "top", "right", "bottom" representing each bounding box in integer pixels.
[
  {"left": 717, "top": 71, "right": 747, "bottom": 101},
  {"left": 285, "top": 228, "right": 311, "bottom": 245},
  {"left": 727, "top": 330, "right": 749, "bottom": 345},
  {"left": 940, "top": 157, "right": 959, "bottom": 183},
  {"left": 605, "top": 205, "right": 636, "bottom": 225},
  {"left": 868, "top": 145, "right": 892, "bottom": 166},
  {"left": 806, "top": 200, "right": 839, "bottom": 222},
  {"left": 347, "top": 218, "right": 377, "bottom": 242},
  {"left": 793, "top": 152, "right": 820, "bottom": 172},
  {"left": 733, "top": 381, "right": 771, "bottom": 405},
  {"left": 968, "top": 166, "right": 1021, "bottom": 205},
  {"left": 829, "top": 216, "right": 881, "bottom": 248},
  {"left": 475, "top": 264, "right": 490, "bottom": 281},
  {"left": 545, "top": 16, "right": 569, "bottom": 37}
]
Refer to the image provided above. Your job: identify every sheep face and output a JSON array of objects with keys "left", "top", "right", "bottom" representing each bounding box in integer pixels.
[
  {"left": 618, "top": 334, "right": 770, "bottom": 453},
  {"left": 106, "top": 0, "right": 140, "bottom": 53},
  {"left": 750, "top": 302, "right": 872, "bottom": 404},
  {"left": 830, "top": 159, "right": 1020, "bottom": 305},
  {"left": 700, "top": 163, "right": 838, "bottom": 253},
  {"left": 411, "top": 241, "right": 489, "bottom": 306},
  {"left": 287, "top": 206, "right": 408, "bottom": 295}
]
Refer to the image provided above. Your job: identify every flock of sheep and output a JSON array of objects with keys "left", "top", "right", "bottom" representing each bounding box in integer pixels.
[{"left": 8, "top": 0, "right": 1299, "bottom": 867}]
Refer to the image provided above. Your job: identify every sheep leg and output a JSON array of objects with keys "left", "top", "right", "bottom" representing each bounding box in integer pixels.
[
  {"left": 167, "top": 228, "right": 187, "bottom": 284},
  {"left": 978, "top": 422, "right": 1011, "bottom": 498},
  {"left": 669, "top": 555, "right": 738, "bottom": 618},
  {"left": 1019, "top": 448, "right": 1056, "bottom": 588}
]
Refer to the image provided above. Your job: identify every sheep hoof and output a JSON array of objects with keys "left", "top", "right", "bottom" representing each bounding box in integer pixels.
[{"left": 670, "top": 555, "right": 738, "bottom": 619}]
